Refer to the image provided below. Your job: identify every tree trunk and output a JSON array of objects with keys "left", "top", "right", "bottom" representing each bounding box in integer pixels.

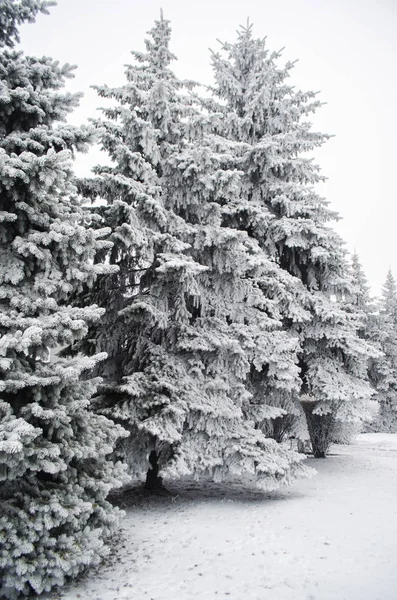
[
  {"left": 144, "top": 450, "right": 164, "bottom": 491},
  {"left": 301, "top": 400, "right": 335, "bottom": 458},
  {"left": 312, "top": 446, "right": 326, "bottom": 459}
]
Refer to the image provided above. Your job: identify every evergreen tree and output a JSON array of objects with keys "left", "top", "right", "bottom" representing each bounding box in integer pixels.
[
  {"left": 346, "top": 252, "right": 382, "bottom": 368},
  {"left": 335, "top": 252, "right": 380, "bottom": 439},
  {"left": 0, "top": 4, "right": 128, "bottom": 598},
  {"left": 205, "top": 23, "right": 374, "bottom": 456},
  {"left": 369, "top": 270, "right": 397, "bottom": 431},
  {"left": 350, "top": 252, "right": 371, "bottom": 310},
  {"left": 380, "top": 269, "right": 397, "bottom": 320},
  {"left": 78, "top": 14, "right": 312, "bottom": 489}
]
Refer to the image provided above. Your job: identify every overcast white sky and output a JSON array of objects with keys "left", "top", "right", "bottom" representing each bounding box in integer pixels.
[{"left": 19, "top": 0, "right": 397, "bottom": 296}]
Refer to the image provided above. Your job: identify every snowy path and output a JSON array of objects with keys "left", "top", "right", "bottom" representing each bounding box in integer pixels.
[{"left": 55, "top": 434, "right": 397, "bottom": 600}]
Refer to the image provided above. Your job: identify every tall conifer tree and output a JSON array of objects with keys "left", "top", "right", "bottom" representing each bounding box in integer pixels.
[
  {"left": 78, "top": 14, "right": 311, "bottom": 488},
  {"left": 205, "top": 23, "right": 374, "bottom": 456},
  {"left": 369, "top": 270, "right": 397, "bottom": 431},
  {"left": 0, "top": 4, "right": 128, "bottom": 598},
  {"left": 336, "top": 252, "right": 380, "bottom": 439},
  {"left": 350, "top": 252, "right": 371, "bottom": 311}
]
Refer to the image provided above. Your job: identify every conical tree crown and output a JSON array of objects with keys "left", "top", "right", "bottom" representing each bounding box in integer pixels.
[
  {"left": 345, "top": 252, "right": 376, "bottom": 341},
  {"left": 208, "top": 24, "right": 345, "bottom": 293},
  {"left": 381, "top": 269, "right": 397, "bottom": 323},
  {"left": 350, "top": 252, "right": 371, "bottom": 309}
]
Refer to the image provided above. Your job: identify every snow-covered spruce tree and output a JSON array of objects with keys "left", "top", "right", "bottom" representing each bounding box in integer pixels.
[
  {"left": 0, "top": 5, "right": 128, "bottom": 599},
  {"left": 75, "top": 12, "right": 206, "bottom": 489},
  {"left": 206, "top": 23, "right": 374, "bottom": 457},
  {"left": 349, "top": 252, "right": 372, "bottom": 310},
  {"left": 346, "top": 252, "right": 381, "bottom": 352},
  {"left": 77, "top": 13, "right": 312, "bottom": 489},
  {"left": 380, "top": 269, "right": 397, "bottom": 322},
  {"left": 333, "top": 252, "right": 381, "bottom": 440},
  {"left": 368, "top": 270, "right": 397, "bottom": 431}
]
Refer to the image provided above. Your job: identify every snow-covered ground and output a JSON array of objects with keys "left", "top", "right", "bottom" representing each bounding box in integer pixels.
[{"left": 54, "top": 434, "right": 397, "bottom": 600}]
